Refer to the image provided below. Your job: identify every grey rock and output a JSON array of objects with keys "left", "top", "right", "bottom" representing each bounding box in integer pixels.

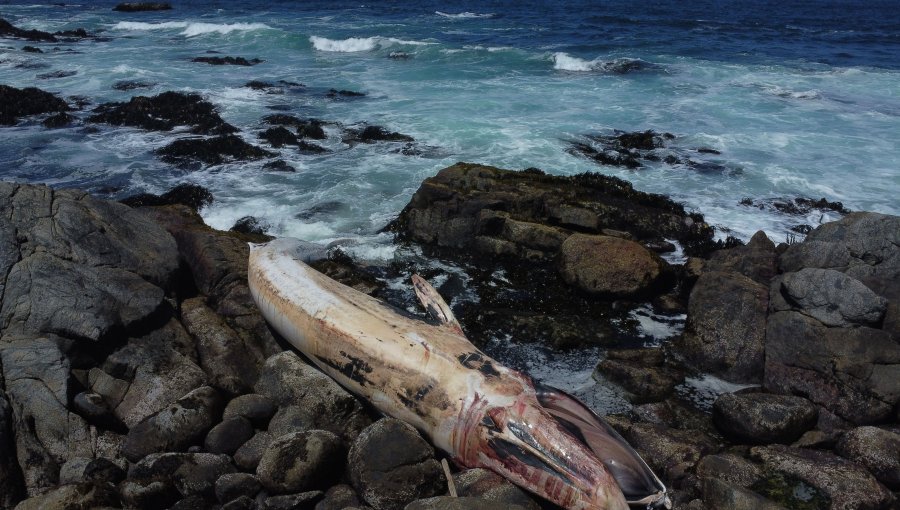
[
  {"left": 264, "top": 491, "right": 323, "bottom": 510},
  {"left": 99, "top": 318, "right": 207, "bottom": 428},
  {"left": 315, "top": 484, "right": 361, "bottom": 510},
  {"left": 223, "top": 393, "right": 276, "bottom": 427},
  {"left": 349, "top": 419, "right": 445, "bottom": 510},
  {"left": 780, "top": 212, "right": 900, "bottom": 301},
  {"left": 216, "top": 472, "right": 262, "bottom": 503},
  {"left": 257, "top": 430, "right": 344, "bottom": 494},
  {"left": 614, "top": 420, "right": 719, "bottom": 483},
  {"left": 223, "top": 495, "right": 257, "bottom": 510},
  {"left": 12, "top": 482, "right": 121, "bottom": 510},
  {"left": 124, "top": 452, "right": 235, "bottom": 505},
  {"left": 255, "top": 352, "right": 371, "bottom": 442},
  {"left": 72, "top": 391, "right": 119, "bottom": 429},
  {"left": 701, "top": 477, "right": 784, "bottom": 510},
  {"left": 1, "top": 338, "right": 93, "bottom": 495},
  {"left": 122, "top": 386, "right": 223, "bottom": 462},
  {"left": 695, "top": 453, "right": 763, "bottom": 489},
  {"left": 594, "top": 349, "right": 683, "bottom": 404},
  {"left": 751, "top": 444, "right": 894, "bottom": 510},
  {"left": 706, "top": 230, "right": 777, "bottom": 285},
  {"left": 677, "top": 270, "right": 768, "bottom": 383},
  {"left": 205, "top": 416, "right": 255, "bottom": 455},
  {"left": 453, "top": 468, "right": 540, "bottom": 510},
  {"left": 182, "top": 297, "right": 263, "bottom": 395},
  {"left": 172, "top": 453, "right": 237, "bottom": 498},
  {"left": 0, "top": 251, "right": 163, "bottom": 341},
  {"left": 58, "top": 457, "right": 93, "bottom": 485},
  {"left": 0, "top": 391, "right": 25, "bottom": 509},
  {"left": 713, "top": 393, "right": 818, "bottom": 444},
  {"left": 779, "top": 268, "right": 887, "bottom": 327},
  {"left": 764, "top": 310, "right": 900, "bottom": 424},
  {"left": 404, "top": 496, "right": 527, "bottom": 510},
  {"left": 234, "top": 431, "right": 273, "bottom": 471},
  {"left": 268, "top": 405, "right": 317, "bottom": 438},
  {"left": 836, "top": 426, "right": 900, "bottom": 490},
  {"left": 559, "top": 234, "right": 667, "bottom": 296}
]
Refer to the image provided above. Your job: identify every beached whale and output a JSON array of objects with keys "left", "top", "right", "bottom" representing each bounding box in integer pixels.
[{"left": 248, "top": 238, "right": 670, "bottom": 510}]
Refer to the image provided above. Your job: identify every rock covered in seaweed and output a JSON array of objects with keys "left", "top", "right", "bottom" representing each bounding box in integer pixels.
[
  {"left": 0, "top": 84, "right": 70, "bottom": 125},
  {"left": 89, "top": 91, "right": 237, "bottom": 135}
]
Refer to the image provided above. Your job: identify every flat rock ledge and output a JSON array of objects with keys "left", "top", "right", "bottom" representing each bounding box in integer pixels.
[{"left": 1, "top": 178, "right": 898, "bottom": 510}]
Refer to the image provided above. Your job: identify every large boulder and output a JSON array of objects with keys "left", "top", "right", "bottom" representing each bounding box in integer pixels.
[
  {"left": 559, "top": 234, "right": 668, "bottom": 296},
  {"left": 0, "top": 183, "right": 178, "bottom": 341},
  {"left": 348, "top": 419, "right": 445, "bottom": 510},
  {"left": 764, "top": 310, "right": 900, "bottom": 424},
  {"left": 751, "top": 444, "right": 894, "bottom": 510},
  {"left": 1, "top": 338, "right": 94, "bottom": 495},
  {"left": 676, "top": 270, "right": 768, "bottom": 383},
  {"left": 255, "top": 352, "right": 371, "bottom": 442},
  {"left": 836, "top": 427, "right": 900, "bottom": 490},
  {"left": 0, "top": 391, "right": 25, "bottom": 508},
  {"left": 122, "top": 386, "right": 223, "bottom": 462},
  {"left": 256, "top": 430, "right": 345, "bottom": 494},
  {"left": 89, "top": 91, "right": 236, "bottom": 135},
  {"left": 0, "top": 84, "right": 69, "bottom": 125},
  {"left": 712, "top": 393, "right": 817, "bottom": 444},
  {"left": 388, "top": 163, "right": 715, "bottom": 257},
  {"left": 778, "top": 268, "right": 886, "bottom": 327}
]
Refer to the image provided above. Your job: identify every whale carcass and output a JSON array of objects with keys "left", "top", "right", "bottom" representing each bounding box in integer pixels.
[{"left": 248, "top": 238, "right": 670, "bottom": 510}]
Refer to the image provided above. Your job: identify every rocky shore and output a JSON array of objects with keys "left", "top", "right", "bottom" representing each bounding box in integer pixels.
[{"left": 1, "top": 164, "right": 897, "bottom": 510}]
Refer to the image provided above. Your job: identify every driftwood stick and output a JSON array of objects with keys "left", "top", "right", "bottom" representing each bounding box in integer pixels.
[{"left": 441, "top": 458, "right": 457, "bottom": 497}]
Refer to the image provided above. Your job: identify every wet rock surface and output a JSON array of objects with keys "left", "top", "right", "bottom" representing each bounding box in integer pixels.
[
  {"left": 257, "top": 430, "right": 345, "bottom": 494},
  {"left": 89, "top": 91, "right": 237, "bottom": 135},
  {"left": 0, "top": 84, "right": 70, "bottom": 125},
  {"left": 113, "top": 2, "right": 172, "bottom": 11},
  {"left": 192, "top": 56, "right": 263, "bottom": 66},
  {"left": 713, "top": 393, "right": 818, "bottom": 444},
  {"left": 157, "top": 134, "right": 274, "bottom": 167}
]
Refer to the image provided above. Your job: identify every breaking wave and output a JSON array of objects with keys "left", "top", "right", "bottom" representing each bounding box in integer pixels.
[
  {"left": 309, "top": 35, "right": 435, "bottom": 52},
  {"left": 111, "top": 21, "right": 272, "bottom": 37}
]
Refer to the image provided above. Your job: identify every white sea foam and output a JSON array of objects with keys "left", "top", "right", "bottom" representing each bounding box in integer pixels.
[
  {"left": 552, "top": 52, "right": 597, "bottom": 71},
  {"left": 435, "top": 11, "right": 494, "bottom": 19},
  {"left": 761, "top": 84, "right": 822, "bottom": 100},
  {"left": 111, "top": 21, "right": 272, "bottom": 37},
  {"left": 309, "top": 35, "right": 434, "bottom": 52}
]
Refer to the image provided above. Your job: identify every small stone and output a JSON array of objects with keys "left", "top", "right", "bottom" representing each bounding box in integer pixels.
[
  {"left": 264, "top": 491, "right": 323, "bottom": 510},
  {"left": 235, "top": 431, "right": 273, "bottom": 471},
  {"left": 315, "top": 484, "right": 361, "bottom": 510},
  {"left": 205, "top": 416, "right": 255, "bottom": 455},
  {"left": 222, "top": 495, "right": 256, "bottom": 510},
  {"left": 223, "top": 394, "right": 276, "bottom": 427},
  {"left": 256, "top": 430, "right": 344, "bottom": 494},
  {"left": 216, "top": 472, "right": 262, "bottom": 503}
]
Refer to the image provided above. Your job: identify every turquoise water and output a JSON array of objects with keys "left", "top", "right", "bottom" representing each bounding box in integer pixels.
[{"left": 1, "top": 1, "right": 898, "bottom": 260}]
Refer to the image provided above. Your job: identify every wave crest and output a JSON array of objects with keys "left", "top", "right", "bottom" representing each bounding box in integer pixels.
[
  {"left": 112, "top": 21, "right": 272, "bottom": 37},
  {"left": 552, "top": 52, "right": 658, "bottom": 74},
  {"left": 309, "top": 35, "right": 434, "bottom": 52},
  {"left": 435, "top": 11, "right": 494, "bottom": 19}
]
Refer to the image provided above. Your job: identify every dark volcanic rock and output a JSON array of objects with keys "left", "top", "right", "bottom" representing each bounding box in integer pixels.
[
  {"left": 0, "top": 84, "right": 70, "bottom": 124},
  {"left": 255, "top": 352, "right": 372, "bottom": 442},
  {"left": 0, "top": 182, "right": 178, "bottom": 340},
  {"left": 0, "top": 391, "right": 25, "bottom": 508},
  {"left": 265, "top": 491, "right": 324, "bottom": 510},
  {"left": 344, "top": 125, "right": 413, "bottom": 144},
  {"left": 89, "top": 91, "right": 237, "bottom": 135},
  {"left": 193, "top": 56, "right": 263, "bottom": 66},
  {"left": 215, "top": 472, "right": 261, "bottom": 503},
  {"left": 36, "top": 69, "right": 77, "bottom": 80},
  {"left": 741, "top": 196, "right": 850, "bottom": 216},
  {"left": 122, "top": 386, "right": 224, "bottom": 462},
  {"left": 348, "top": 418, "right": 445, "bottom": 510},
  {"left": 751, "top": 444, "right": 894, "bottom": 510},
  {"left": 256, "top": 430, "right": 345, "bottom": 494},
  {"left": 112, "top": 79, "right": 154, "bottom": 91},
  {"left": 113, "top": 2, "right": 173, "bottom": 11},
  {"left": 260, "top": 126, "right": 300, "bottom": 147},
  {"left": 389, "top": 163, "right": 714, "bottom": 256},
  {"left": 712, "top": 393, "right": 818, "bottom": 444},
  {"left": 157, "top": 134, "right": 274, "bottom": 166},
  {"left": 836, "top": 426, "right": 900, "bottom": 490},
  {"left": 12, "top": 482, "right": 121, "bottom": 510},
  {"left": 453, "top": 468, "right": 540, "bottom": 510},
  {"left": 121, "top": 183, "right": 214, "bottom": 211},
  {"left": 327, "top": 88, "right": 365, "bottom": 98},
  {"left": 263, "top": 159, "right": 297, "bottom": 172},
  {"left": 234, "top": 431, "right": 272, "bottom": 471},
  {"left": 222, "top": 393, "right": 276, "bottom": 427},
  {"left": 559, "top": 233, "right": 668, "bottom": 297},
  {"left": 315, "top": 484, "right": 362, "bottom": 510},
  {"left": 22, "top": 45, "right": 43, "bottom": 53},
  {"left": 181, "top": 296, "right": 265, "bottom": 395},
  {"left": 205, "top": 416, "right": 255, "bottom": 455},
  {"left": 0, "top": 18, "right": 57, "bottom": 42},
  {"left": 41, "top": 112, "right": 74, "bottom": 128}
]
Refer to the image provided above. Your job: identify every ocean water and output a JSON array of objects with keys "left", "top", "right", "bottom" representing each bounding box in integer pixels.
[{"left": 1, "top": 1, "right": 897, "bottom": 404}]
